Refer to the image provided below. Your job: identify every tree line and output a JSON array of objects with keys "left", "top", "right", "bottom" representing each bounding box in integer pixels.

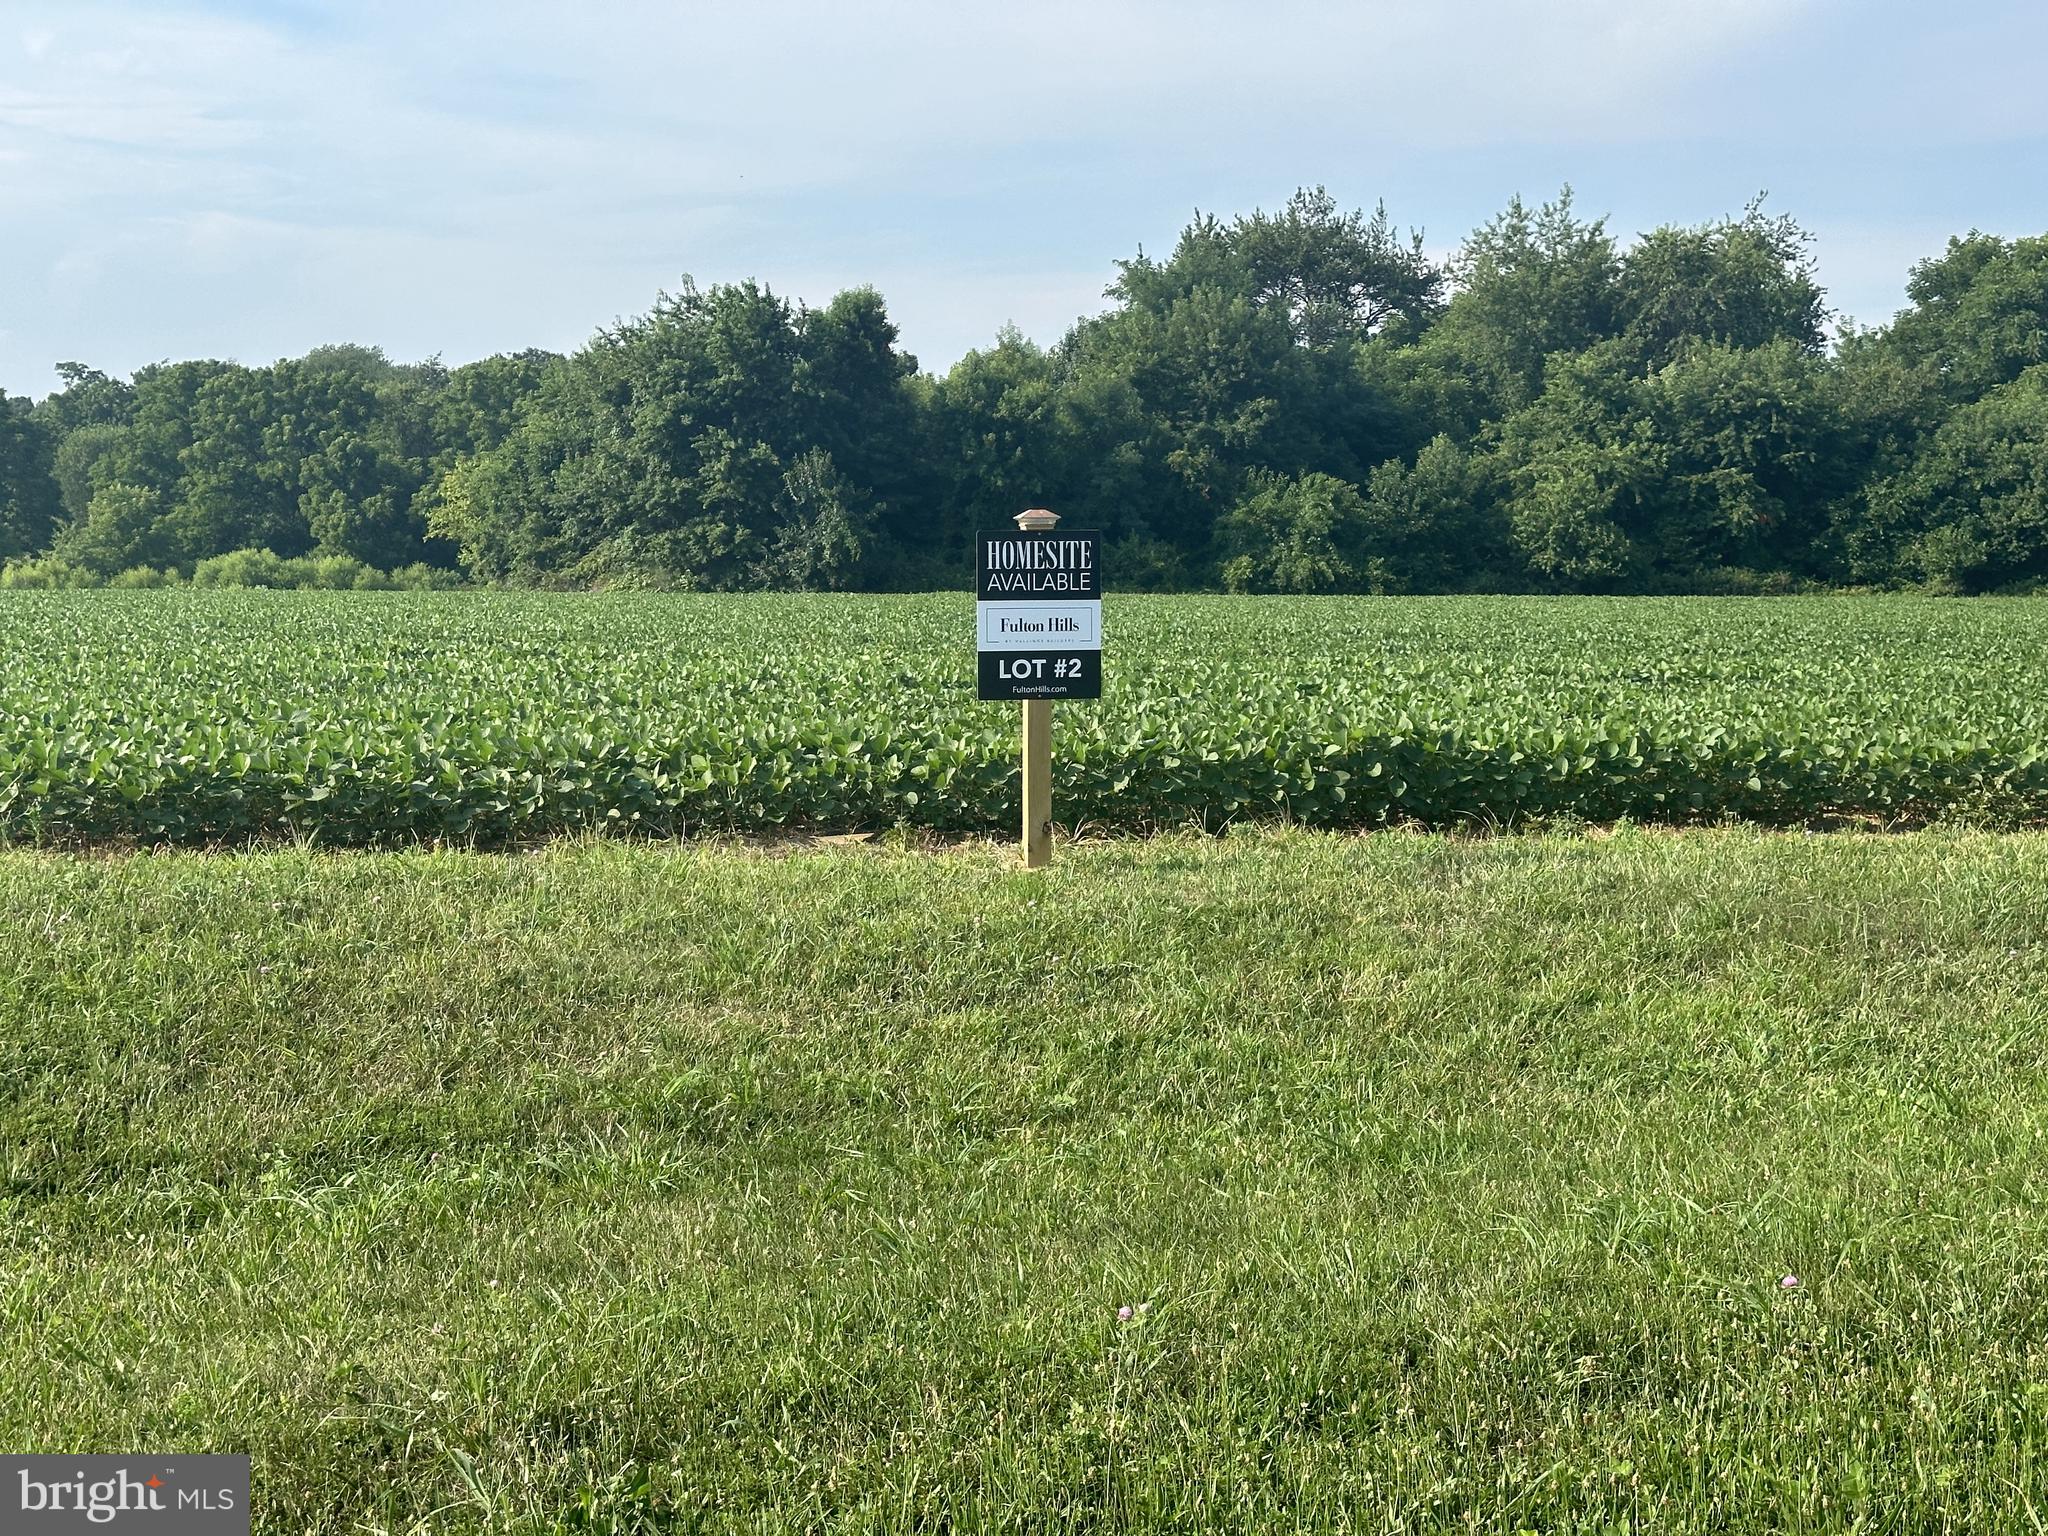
[{"left": 4, "top": 188, "right": 2046, "bottom": 594}]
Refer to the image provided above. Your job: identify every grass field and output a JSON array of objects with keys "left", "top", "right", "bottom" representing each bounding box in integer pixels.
[
  {"left": 4, "top": 591, "right": 2048, "bottom": 842},
  {"left": 8, "top": 828, "right": 2048, "bottom": 1531}
]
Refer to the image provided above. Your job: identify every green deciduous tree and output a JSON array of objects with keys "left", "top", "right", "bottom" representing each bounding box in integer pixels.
[
  {"left": 51, "top": 423, "right": 128, "bottom": 521},
  {"left": 1422, "top": 188, "right": 1624, "bottom": 419},
  {"left": 1361, "top": 436, "right": 1510, "bottom": 592},
  {"left": 0, "top": 397, "right": 62, "bottom": 560},
  {"left": 1495, "top": 338, "right": 1843, "bottom": 589},
  {"left": 1862, "top": 365, "right": 2048, "bottom": 592},
  {"left": 1878, "top": 233, "right": 2048, "bottom": 407},
  {"left": 51, "top": 483, "right": 173, "bottom": 577},
  {"left": 761, "top": 448, "right": 878, "bottom": 591},
  {"left": 442, "top": 280, "right": 925, "bottom": 589},
  {"left": 32, "top": 362, "right": 133, "bottom": 437},
  {"left": 1217, "top": 470, "right": 1372, "bottom": 593},
  {"left": 1618, "top": 201, "right": 1827, "bottom": 368}
]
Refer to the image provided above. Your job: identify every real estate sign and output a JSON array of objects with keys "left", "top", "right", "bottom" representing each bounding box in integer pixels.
[{"left": 975, "top": 529, "right": 1103, "bottom": 700}]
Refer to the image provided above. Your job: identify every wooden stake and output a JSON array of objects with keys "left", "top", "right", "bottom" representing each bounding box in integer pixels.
[
  {"left": 1022, "top": 697, "right": 1052, "bottom": 868},
  {"left": 1009, "top": 505, "right": 1064, "bottom": 870}
]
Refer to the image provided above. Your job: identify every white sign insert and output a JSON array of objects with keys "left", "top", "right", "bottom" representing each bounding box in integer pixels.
[{"left": 978, "top": 602, "right": 1102, "bottom": 650}]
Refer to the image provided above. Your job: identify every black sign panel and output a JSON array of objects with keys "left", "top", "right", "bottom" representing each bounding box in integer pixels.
[
  {"left": 976, "top": 530, "right": 1103, "bottom": 601},
  {"left": 976, "top": 528, "right": 1103, "bottom": 700},
  {"left": 978, "top": 650, "right": 1102, "bottom": 699}
]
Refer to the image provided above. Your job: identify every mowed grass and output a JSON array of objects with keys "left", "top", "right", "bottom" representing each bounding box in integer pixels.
[{"left": 6, "top": 828, "right": 2048, "bottom": 1531}]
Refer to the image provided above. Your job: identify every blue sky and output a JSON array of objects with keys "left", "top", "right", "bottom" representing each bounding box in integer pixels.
[{"left": 3, "top": 0, "right": 2045, "bottom": 399}]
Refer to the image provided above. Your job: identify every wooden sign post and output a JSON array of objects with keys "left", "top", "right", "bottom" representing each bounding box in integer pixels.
[
  {"left": 975, "top": 508, "right": 1103, "bottom": 869},
  {"left": 1021, "top": 694, "right": 1053, "bottom": 869}
]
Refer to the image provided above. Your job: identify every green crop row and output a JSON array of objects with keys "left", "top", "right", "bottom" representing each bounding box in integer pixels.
[{"left": 2, "top": 591, "right": 2045, "bottom": 844}]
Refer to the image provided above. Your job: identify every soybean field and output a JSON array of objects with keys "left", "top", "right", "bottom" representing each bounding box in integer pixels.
[{"left": 3, "top": 590, "right": 2045, "bottom": 843}]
